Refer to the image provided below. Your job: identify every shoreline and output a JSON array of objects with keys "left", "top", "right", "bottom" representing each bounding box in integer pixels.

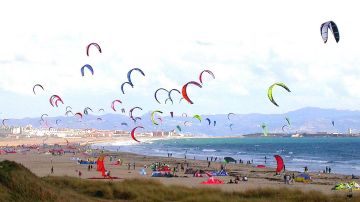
[{"left": 0, "top": 139, "right": 357, "bottom": 196}]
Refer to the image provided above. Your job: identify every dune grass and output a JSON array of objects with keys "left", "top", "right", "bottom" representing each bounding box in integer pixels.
[{"left": 0, "top": 160, "right": 359, "bottom": 202}]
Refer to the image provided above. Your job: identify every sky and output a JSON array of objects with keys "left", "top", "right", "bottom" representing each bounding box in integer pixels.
[{"left": 1, "top": 0, "right": 360, "bottom": 119}]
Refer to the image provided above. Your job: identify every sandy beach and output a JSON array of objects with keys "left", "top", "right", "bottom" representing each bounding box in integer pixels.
[{"left": 0, "top": 136, "right": 358, "bottom": 198}]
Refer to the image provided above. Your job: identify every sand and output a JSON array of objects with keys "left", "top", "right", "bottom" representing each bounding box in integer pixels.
[{"left": 0, "top": 136, "right": 358, "bottom": 196}]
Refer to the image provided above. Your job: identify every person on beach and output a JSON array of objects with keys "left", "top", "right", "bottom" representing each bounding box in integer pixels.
[
  {"left": 328, "top": 167, "right": 331, "bottom": 173},
  {"left": 215, "top": 157, "right": 217, "bottom": 161},
  {"left": 234, "top": 176, "right": 240, "bottom": 184},
  {"left": 133, "top": 162, "right": 136, "bottom": 170},
  {"left": 264, "top": 156, "right": 267, "bottom": 164},
  {"left": 284, "top": 174, "right": 290, "bottom": 184},
  {"left": 78, "top": 170, "right": 82, "bottom": 178},
  {"left": 304, "top": 166, "right": 308, "bottom": 172},
  {"left": 127, "top": 163, "right": 131, "bottom": 170},
  {"left": 173, "top": 167, "right": 176, "bottom": 176},
  {"left": 51, "top": 166, "right": 54, "bottom": 174},
  {"left": 326, "top": 166, "right": 328, "bottom": 173},
  {"left": 208, "top": 161, "right": 211, "bottom": 168}
]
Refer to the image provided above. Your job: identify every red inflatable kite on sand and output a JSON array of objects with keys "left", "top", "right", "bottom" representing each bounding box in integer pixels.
[
  {"left": 274, "top": 155, "right": 284, "bottom": 173},
  {"left": 97, "top": 155, "right": 106, "bottom": 177},
  {"left": 201, "top": 177, "right": 224, "bottom": 184}
]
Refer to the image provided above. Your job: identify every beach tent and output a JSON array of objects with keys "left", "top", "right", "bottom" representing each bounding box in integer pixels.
[
  {"left": 274, "top": 155, "right": 284, "bottom": 173},
  {"left": 295, "top": 173, "right": 312, "bottom": 183},
  {"left": 151, "top": 171, "right": 174, "bottom": 177},
  {"left": 79, "top": 161, "right": 96, "bottom": 165},
  {"left": 201, "top": 177, "right": 224, "bottom": 184},
  {"left": 224, "top": 157, "right": 236, "bottom": 164},
  {"left": 210, "top": 170, "right": 228, "bottom": 176},
  {"left": 0, "top": 150, "right": 6, "bottom": 155}
]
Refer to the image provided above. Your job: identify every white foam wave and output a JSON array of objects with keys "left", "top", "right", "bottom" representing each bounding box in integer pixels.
[
  {"left": 292, "top": 158, "right": 327, "bottom": 163},
  {"left": 202, "top": 149, "right": 217, "bottom": 152}
]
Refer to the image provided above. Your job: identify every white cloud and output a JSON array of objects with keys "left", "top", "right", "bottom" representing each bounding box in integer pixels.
[{"left": 1, "top": 0, "right": 360, "bottom": 118}]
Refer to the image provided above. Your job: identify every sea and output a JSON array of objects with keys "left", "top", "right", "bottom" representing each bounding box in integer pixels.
[{"left": 93, "top": 137, "right": 360, "bottom": 175}]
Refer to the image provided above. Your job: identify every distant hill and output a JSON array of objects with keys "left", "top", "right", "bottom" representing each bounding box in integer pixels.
[{"left": 4, "top": 107, "right": 360, "bottom": 136}]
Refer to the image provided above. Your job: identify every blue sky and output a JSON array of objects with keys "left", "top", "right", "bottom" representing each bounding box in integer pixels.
[{"left": 1, "top": 0, "right": 360, "bottom": 119}]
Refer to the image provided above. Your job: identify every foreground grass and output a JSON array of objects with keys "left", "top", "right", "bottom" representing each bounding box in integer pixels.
[{"left": 0, "top": 160, "right": 359, "bottom": 202}]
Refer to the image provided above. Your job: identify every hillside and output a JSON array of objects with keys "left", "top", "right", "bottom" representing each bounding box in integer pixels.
[{"left": 4, "top": 107, "right": 360, "bottom": 136}]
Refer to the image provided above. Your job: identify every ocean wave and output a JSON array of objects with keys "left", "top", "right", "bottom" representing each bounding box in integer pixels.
[
  {"left": 292, "top": 158, "right": 328, "bottom": 163},
  {"left": 202, "top": 149, "right": 217, "bottom": 152}
]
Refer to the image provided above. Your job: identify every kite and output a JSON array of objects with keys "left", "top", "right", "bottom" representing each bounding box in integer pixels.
[
  {"left": 267, "top": 82, "right": 291, "bottom": 107},
  {"left": 168, "top": 89, "right": 181, "bottom": 102},
  {"left": 320, "top": 21, "right": 339, "bottom": 43},
  {"left": 182, "top": 81, "right": 202, "bottom": 104},
  {"left": 154, "top": 88, "right": 169, "bottom": 104},
  {"left": 151, "top": 110, "right": 163, "bottom": 125},
  {"left": 65, "top": 110, "right": 73, "bottom": 116},
  {"left": 261, "top": 123, "right": 268, "bottom": 136},
  {"left": 205, "top": 118, "right": 211, "bottom": 126},
  {"left": 274, "top": 155, "right": 284, "bottom": 173},
  {"left": 66, "top": 106, "right": 72, "bottom": 111},
  {"left": 285, "top": 117, "right": 291, "bottom": 126},
  {"left": 193, "top": 115, "right": 202, "bottom": 122},
  {"left": 98, "top": 108, "right": 105, "bottom": 113},
  {"left": 127, "top": 68, "right": 145, "bottom": 86},
  {"left": 41, "top": 114, "right": 48, "bottom": 121},
  {"left": 2, "top": 119, "right": 8, "bottom": 127},
  {"left": 49, "top": 95, "right": 64, "bottom": 107},
  {"left": 199, "top": 70, "right": 215, "bottom": 83},
  {"left": 227, "top": 113, "right": 235, "bottom": 120},
  {"left": 131, "top": 126, "right": 143, "bottom": 142},
  {"left": 121, "top": 81, "right": 133, "bottom": 94},
  {"left": 33, "top": 84, "right": 44, "bottom": 95},
  {"left": 81, "top": 64, "right": 94, "bottom": 76},
  {"left": 75, "top": 112, "right": 83, "bottom": 119},
  {"left": 84, "top": 107, "right": 93, "bottom": 115},
  {"left": 129, "top": 107, "right": 143, "bottom": 120},
  {"left": 111, "top": 100, "right": 122, "bottom": 111},
  {"left": 86, "top": 42, "right": 102, "bottom": 56}
]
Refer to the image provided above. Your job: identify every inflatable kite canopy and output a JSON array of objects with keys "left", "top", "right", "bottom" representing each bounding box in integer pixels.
[{"left": 274, "top": 155, "right": 284, "bottom": 173}]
